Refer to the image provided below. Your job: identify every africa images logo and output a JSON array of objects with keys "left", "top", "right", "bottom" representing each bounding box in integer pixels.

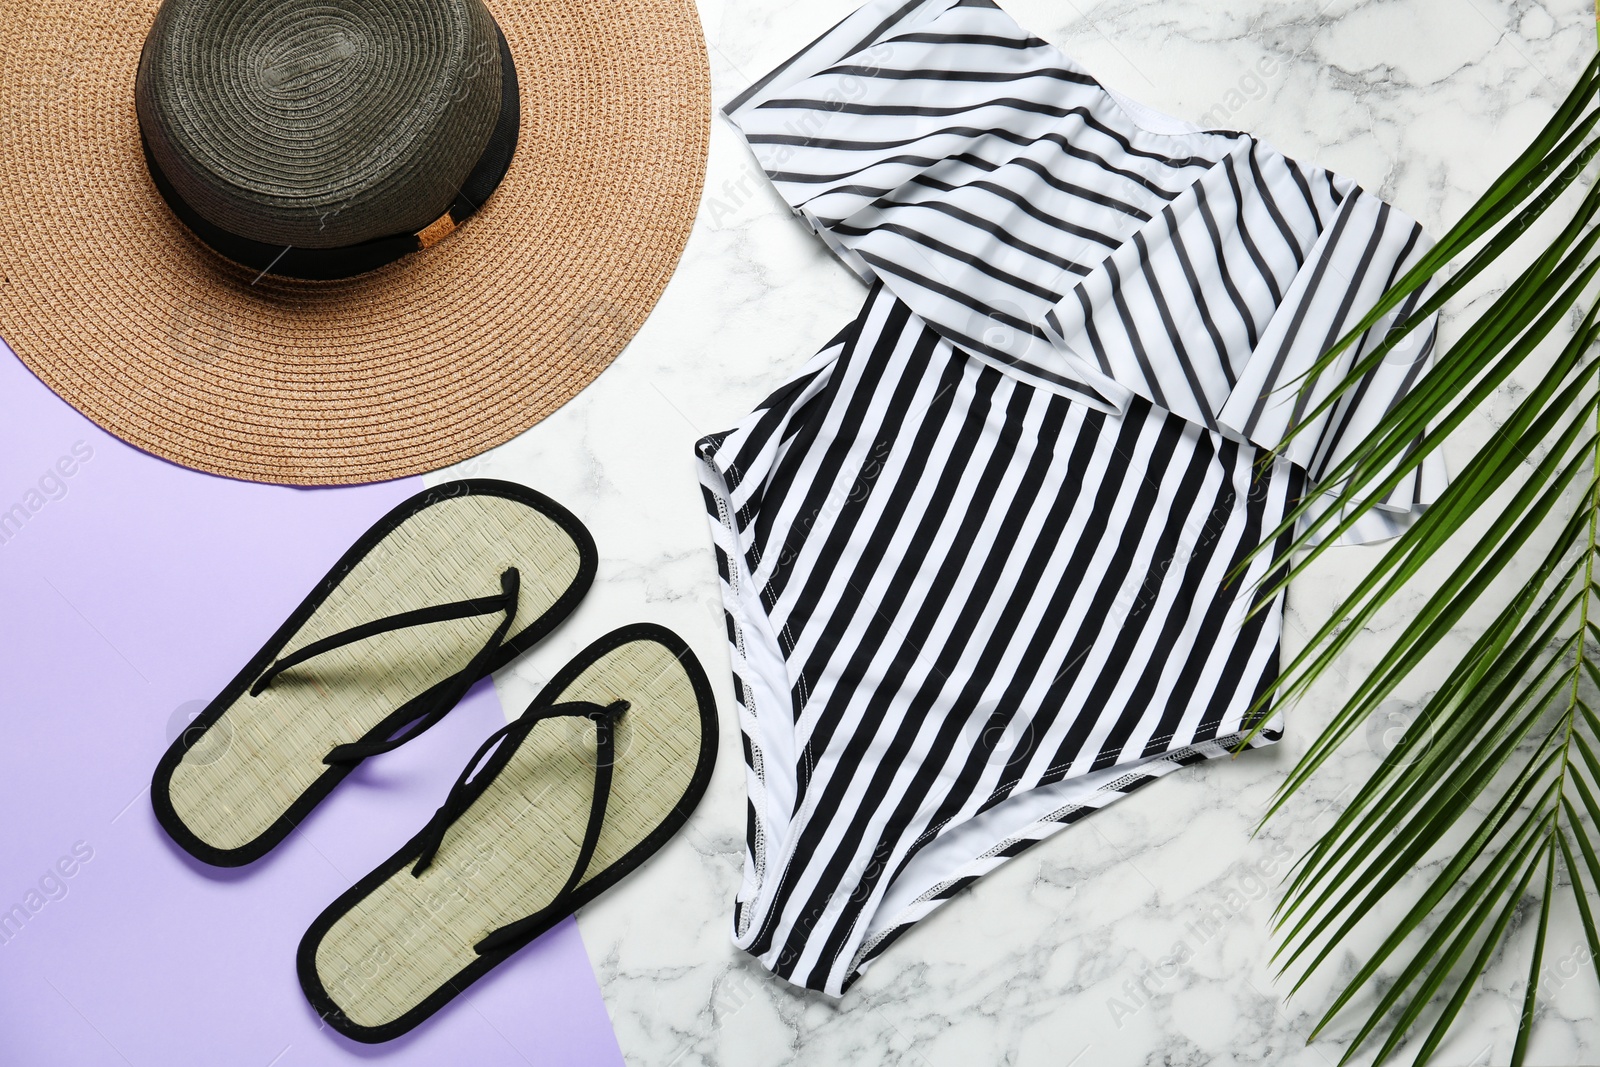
[
  {"left": 0, "top": 440, "right": 95, "bottom": 549},
  {"left": 0, "top": 841, "right": 95, "bottom": 947}
]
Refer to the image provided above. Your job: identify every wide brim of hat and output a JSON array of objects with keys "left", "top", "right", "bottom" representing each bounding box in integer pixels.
[{"left": 0, "top": 0, "right": 709, "bottom": 485}]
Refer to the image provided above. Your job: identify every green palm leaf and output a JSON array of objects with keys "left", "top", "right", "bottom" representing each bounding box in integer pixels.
[{"left": 1253, "top": 31, "right": 1600, "bottom": 1067}]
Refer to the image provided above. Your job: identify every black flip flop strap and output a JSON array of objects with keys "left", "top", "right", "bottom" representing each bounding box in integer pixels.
[
  {"left": 410, "top": 698, "right": 629, "bottom": 880},
  {"left": 245, "top": 567, "right": 522, "bottom": 767},
  {"left": 251, "top": 567, "right": 521, "bottom": 696},
  {"left": 320, "top": 569, "right": 526, "bottom": 767},
  {"left": 472, "top": 702, "right": 623, "bottom": 955}
]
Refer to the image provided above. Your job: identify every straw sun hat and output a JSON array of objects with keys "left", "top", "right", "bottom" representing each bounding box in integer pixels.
[{"left": 0, "top": 0, "right": 709, "bottom": 484}]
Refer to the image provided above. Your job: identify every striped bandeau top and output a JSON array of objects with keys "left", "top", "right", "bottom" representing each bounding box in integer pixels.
[{"left": 726, "top": 0, "right": 1444, "bottom": 542}]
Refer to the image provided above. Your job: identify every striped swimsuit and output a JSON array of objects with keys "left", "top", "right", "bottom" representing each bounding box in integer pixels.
[{"left": 697, "top": 0, "right": 1443, "bottom": 996}]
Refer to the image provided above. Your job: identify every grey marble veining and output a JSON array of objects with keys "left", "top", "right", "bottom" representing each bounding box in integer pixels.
[{"left": 426, "top": 0, "right": 1600, "bottom": 1062}]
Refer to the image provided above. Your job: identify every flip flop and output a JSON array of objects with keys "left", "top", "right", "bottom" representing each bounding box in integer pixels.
[
  {"left": 152, "top": 480, "right": 597, "bottom": 867},
  {"left": 297, "top": 623, "right": 717, "bottom": 1043}
]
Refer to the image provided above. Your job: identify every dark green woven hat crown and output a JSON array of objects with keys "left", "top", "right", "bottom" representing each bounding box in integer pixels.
[{"left": 135, "top": 0, "right": 514, "bottom": 276}]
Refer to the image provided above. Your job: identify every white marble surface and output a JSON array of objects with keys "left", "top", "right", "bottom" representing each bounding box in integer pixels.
[{"left": 427, "top": 0, "right": 1600, "bottom": 1062}]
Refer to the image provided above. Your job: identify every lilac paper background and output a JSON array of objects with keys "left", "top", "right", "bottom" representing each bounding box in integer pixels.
[{"left": 0, "top": 343, "right": 624, "bottom": 1066}]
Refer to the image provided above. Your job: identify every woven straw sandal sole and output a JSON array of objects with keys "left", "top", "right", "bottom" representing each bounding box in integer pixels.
[
  {"left": 297, "top": 623, "right": 717, "bottom": 1043},
  {"left": 152, "top": 479, "right": 597, "bottom": 867}
]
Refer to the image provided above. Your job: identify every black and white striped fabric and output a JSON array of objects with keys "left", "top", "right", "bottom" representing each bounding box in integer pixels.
[{"left": 698, "top": 0, "right": 1442, "bottom": 996}]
